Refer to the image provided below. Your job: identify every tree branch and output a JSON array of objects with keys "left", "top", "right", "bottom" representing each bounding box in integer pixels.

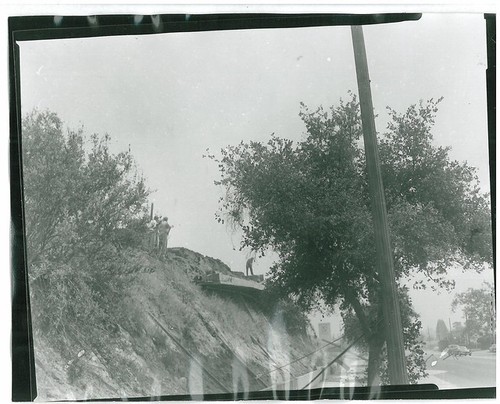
[{"left": 343, "top": 287, "right": 372, "bottom": 337}]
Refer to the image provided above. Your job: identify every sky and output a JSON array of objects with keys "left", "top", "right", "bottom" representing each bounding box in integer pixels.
[{"left": 18, "top": 13, "right": 494, "bottom": 335}]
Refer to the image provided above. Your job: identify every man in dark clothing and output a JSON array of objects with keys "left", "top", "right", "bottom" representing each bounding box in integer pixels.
[{"left": 245, "top": 257, "right": 255, "bottom": 276}]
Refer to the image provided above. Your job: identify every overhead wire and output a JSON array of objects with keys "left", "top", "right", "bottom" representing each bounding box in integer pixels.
[
  {"left": 300, "top": 330, "right": 367, "bottom": 390},
  {"left": 300, "top": 318, "right": 384, "bottom": 390},
  {"left": 255, "top": 334, "right": 346, "bottom": 379}
]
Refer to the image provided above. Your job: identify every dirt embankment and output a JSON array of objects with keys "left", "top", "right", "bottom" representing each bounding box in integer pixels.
[{"left": 32, "top": 247, "right": 319, "bottom": 401}]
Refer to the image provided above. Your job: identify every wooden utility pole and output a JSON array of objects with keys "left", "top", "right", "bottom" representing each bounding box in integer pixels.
[{"left": 351, "top": 25, "right": 409, "bottom": 385}]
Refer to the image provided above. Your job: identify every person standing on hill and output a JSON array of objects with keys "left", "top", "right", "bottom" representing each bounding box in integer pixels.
[
  {"left": 245, "top": 250, "right": 256, "bottom": 276},
  {"left": 147, "top": 216, "right": 159, "bottom": 249},
  {"left": 246, "top": 257, "right": 256, "bottom": 276},
  {"left": 158, "top": 217, "right": 173, "bottom": 258}
]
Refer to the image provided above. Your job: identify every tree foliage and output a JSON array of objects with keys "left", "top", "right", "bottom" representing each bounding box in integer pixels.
[
  {"left": 451, "top": 283, "right": 495, "bottom": 341},
  {"left": 435, "top": 319, "right": 449, "bottom": 341},
  {"left": 22, "top": 110, "right": 151, "bottom": 341},
  {"left": 209, "top": 94, "right": 492, "bottom": 384},
  {"left": 380, "top": 100, "right": 492, "bottom": 285},
  {"left": 23, "top": 111, "right": 150, "bottom": 267}
]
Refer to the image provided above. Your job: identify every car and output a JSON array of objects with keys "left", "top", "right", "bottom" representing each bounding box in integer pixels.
[
  {"left": 446, "top": 344, "right": 461, "bottom": 356},
  {"left": 457, "top": 346, "right": 472, "bottom": 356},
  {"left": 489, "top": 344, "right": 496, "bottom": 353}
]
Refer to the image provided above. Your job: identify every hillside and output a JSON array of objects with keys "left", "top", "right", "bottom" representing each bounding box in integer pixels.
[{"left": 31, "top": 247, "right": 320, "bottom": 401}]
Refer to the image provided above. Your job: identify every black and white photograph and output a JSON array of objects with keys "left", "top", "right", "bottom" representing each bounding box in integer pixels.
[{"left": 11, "top": 9, "right": 495, "bottom": 401}]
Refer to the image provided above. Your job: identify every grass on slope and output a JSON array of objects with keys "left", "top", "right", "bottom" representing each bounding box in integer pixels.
[{"left": 31, "top": 247, "right": 318, "bottom": 400}]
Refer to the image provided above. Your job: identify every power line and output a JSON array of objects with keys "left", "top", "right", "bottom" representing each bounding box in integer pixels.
[
  {"left": 148, "top": 312, "right": 231, "bottom": 393},
  {"left": 255, "top": 334, "right": 346, "bottom": 379},
  {"left": 300, "top": 330, "right": 367, "bottom": 390}
]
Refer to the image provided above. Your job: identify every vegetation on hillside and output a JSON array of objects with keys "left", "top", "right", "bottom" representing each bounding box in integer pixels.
[{"left": 23, "top": 110, "right": 150, "bottom": 347}]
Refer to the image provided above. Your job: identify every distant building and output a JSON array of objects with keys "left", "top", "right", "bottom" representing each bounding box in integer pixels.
[{"left": 318, "top": 322, "right": 332, "bottom": 342}]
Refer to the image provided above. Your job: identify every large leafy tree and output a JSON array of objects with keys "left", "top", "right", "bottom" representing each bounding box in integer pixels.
[
  {"left": 451, "top": 283, "right": 495, "bottom": 343},
  {"left": 22, "top": 110, "right": 151, "bottom": 338},
  {"left": 23, "top": 110, "right": 150, "bottom": 267},
  {"left": 209, "top": 94, "right": 492, "bottom": 385}
]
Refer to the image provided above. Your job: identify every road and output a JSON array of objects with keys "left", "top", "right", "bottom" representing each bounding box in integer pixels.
[
  {"left": 282, "top": 349, "right": 495, "bottom": 391},
  {"left": 421, "top": 350, "right": 496, "bottom": 389}
]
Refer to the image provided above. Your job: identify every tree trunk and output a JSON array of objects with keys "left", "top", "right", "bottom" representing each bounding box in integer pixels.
[
  {"left": 343, "top": 288, "right": 386, "bottom": 388},
  {"left": 367, "top": 336, "right": 384, "bottom": 386}
]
